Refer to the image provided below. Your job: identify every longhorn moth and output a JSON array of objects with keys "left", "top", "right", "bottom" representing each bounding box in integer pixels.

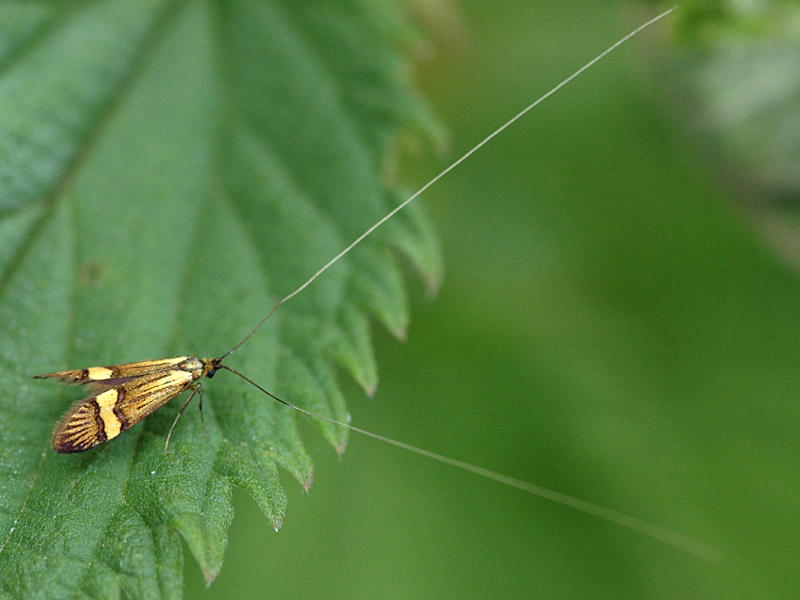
[{"left": 35, "top": 6, "right": 716, "bottom": 561}]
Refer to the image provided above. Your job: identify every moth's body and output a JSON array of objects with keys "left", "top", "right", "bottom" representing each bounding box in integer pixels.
[{"left": 36, "top": 356, "right": 219, "bottom": 453}]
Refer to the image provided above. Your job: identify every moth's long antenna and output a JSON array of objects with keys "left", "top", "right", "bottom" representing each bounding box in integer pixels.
[
  {"left": 218, "top": 364, "right": 718, "bottom": 561},
  {"left": 218, "top": 6, "right": 678, "bottom": 360}
]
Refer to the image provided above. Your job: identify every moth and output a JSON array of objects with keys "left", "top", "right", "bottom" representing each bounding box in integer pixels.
[
  {"left": 35, "top": 356, "right": 221, "bottom": 454},
  {"left": 33, "top": 7, "right": 713, "bottom": 559}
]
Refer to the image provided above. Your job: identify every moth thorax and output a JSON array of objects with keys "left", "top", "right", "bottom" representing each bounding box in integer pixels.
[{"left": 178, "top": 357, "right": 207, "bottom": 379}]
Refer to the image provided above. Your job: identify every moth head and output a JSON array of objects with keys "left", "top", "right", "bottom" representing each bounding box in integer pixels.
[{"left": 205, "top": 357, "right": 223, "bottom": 378}]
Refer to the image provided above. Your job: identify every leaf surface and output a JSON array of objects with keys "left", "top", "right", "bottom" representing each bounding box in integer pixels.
[{"left": 0, "top": 1, "right": 440, "bottom": 597}]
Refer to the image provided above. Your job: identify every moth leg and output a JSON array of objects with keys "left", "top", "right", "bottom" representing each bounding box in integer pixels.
[
  {"left": 196, "top": 384, "right": 210, "bottom": 441},
  {"left": 164, "top": 383, "right": 201, "bottom": 456}
]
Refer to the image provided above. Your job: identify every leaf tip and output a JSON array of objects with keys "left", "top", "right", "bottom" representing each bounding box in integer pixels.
[
  {"left": 271, "top": 516, "right": 283, "bottom": 533},
  {"left": 364, "top": 381, "right": 378, "bottom": 398},
  {"left": 203, "top": 568, "right": 220, "bottom": 586},
  {"left": 391, "top": 326, "right": 408, "bottom": 342},
  {"left": 424, "top": 273, "right": 442, "bottom": 298}
]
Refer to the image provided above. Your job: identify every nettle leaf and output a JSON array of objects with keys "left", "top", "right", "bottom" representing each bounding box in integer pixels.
[{"left": 0, "top": 1, "right": 441, "bottom": 598}]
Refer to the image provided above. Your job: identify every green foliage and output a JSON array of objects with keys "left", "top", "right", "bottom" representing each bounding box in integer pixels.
[
  {"left": 662, "top": 0, "right": 800, "bottom": 198},
  {"left": 0, "top": 1, "right": 440, "bottom": 597}
]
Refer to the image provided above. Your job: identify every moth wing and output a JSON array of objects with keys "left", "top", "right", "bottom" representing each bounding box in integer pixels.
[
  {"left": 51, "top": 368, "right": 195, "bottom": 454},
  {"left": 35, "top": 368, "right": 99, "bottom": 386},
  {"left": 51, "top": 387, "right": 120, "bottom": 453},
  {"left": 35, "top": 357, "right": 191, "bottom": 390},
  {"left": 114, "top": 368, "right": 196, "bottom": 425}
]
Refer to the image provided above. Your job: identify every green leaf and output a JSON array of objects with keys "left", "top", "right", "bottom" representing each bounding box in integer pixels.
[{"left": 0, "top": 1, "right": 440, "bottom": 597}]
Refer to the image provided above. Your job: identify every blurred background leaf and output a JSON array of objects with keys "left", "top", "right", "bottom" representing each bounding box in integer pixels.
[{"left": 653, "top": 0, "right": 800, "bottom": 272}]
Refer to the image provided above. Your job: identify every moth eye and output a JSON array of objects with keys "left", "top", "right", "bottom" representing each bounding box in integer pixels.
[{"left": 207, "top": 368, "right": 217, "bottom": 378}]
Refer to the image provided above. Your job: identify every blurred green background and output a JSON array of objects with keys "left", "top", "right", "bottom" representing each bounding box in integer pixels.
[{"left": 187, "top": 1, "right": 800, "bottom": 598}]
